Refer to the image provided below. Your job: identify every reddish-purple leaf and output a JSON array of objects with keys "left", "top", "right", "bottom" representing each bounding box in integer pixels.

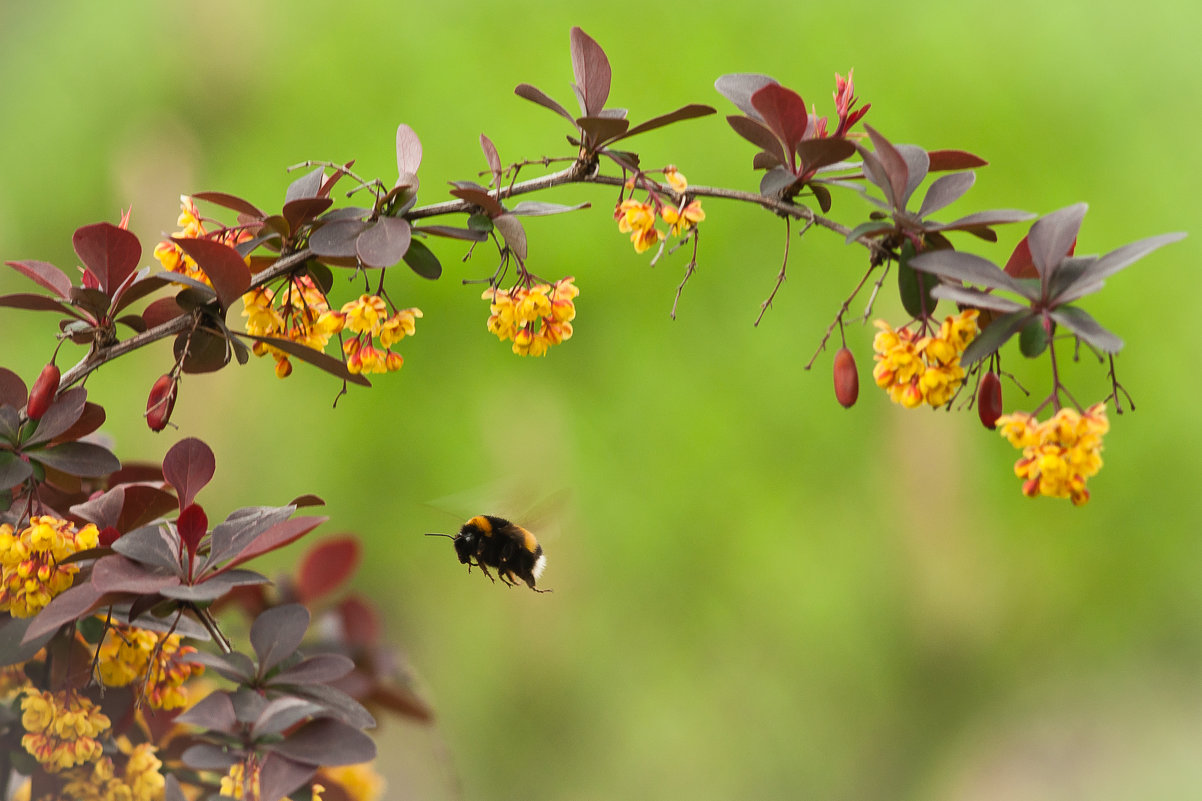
[
  {"left": 620, "top": 104, "right": 715, "bottom": 141},
  {"left": 259, "top": 753, "right": 317, "bottom": 801},
  {"left": 0, "top": 452, "right": 33, "bottom": 491},
  {"left": 896, "top": 145, "right": 930, "bottom": 208},
  {"left": 927, "top": 149, "right": 989, "bottom": 171},
  {"left": 1028, "top": 204, "right": 1088, "bottom": 280},
  {"left": 33, "top": 441, "right": 121, "bottom": 477},
  {"left": 492, "top": 214, "right": 527, "bottom": 261},
  {"left": 355, "top": 217, "right": 412, "bottom": 268},
  {"left": 192, "top": 191, "right": 266, "bottom": 219},
  {"left": 180, "top": 743, "right": 239, "bottom": 772},
  {"left": 309, "top": 219, "right": 370, "bottom": 259},
  {"left": 930, "top": 283, "right": 1027, "bottom": 313},
  {"left": 73, "top": 222, "right": 141, "bottom": 296},
  {"left": 6, "top": 259, "right": 72, "bottom": 297},
  {"left": 795, "top": 138, "right": 856, "bottom": 175},
  {"left": 25, "top": 387, "right": 86, "bottom": 445},
  {"left": 933, "top": 209, "right": 1035, "bottom": 235},
  {"left": 909, "top": 250, "right": 1033, "bottom": 297},
  {"left": 414, "top": 224, "right": 488, "bottom": 242},
  {"left": 960, "top": 310, "right": 1033, "bottom": 366},
  {"left": 270, "top": 718, "right": 377, "bottom": 766},
  {"left": 576, "top": 115, "right": 630, "bottom": 148},
  {"left": 174, "top": 327, "right": 230, "bottom": 375},
  {"left": 251, "top": 603, "right": 310, "bottom": 674},
  {"left": 0, "top": 367, "right": 27, "bottom": 407},
  {"left": 272, "top": 653, "right": 355, "bottom": 686},
  {"left": 110, "top": 524, "right": 181, "bottom": 573},
  {"left": 296, "top": 537, "right": 361, "bottom": 604},
  {"left": 93, "top": 553, "right": 180, "bottom": 594},
  {"left": 49, "top": 401, "right": 105, "bottom": 445},
  {"left": 863, "top": 126, "right": 908, "bottom": 209},
  {"left": 480, "top": 133, "right": 502, "bottom": 187},
  {"left": 159, "top": 568, "right": 268, "bottom": 602},
  {"left": 570, "top": 27, "right": 611, "bottom": 116},
  {"left": 238, "top": 333, "right": 371, "bottom": 386},
  {"left": 514, "top": 83, "right": 578, "bottom": 125},
  {"left": 282, "top": 197, "right": 333, "bottom": 235},
  {"left": 918, "top": 172, "right": 976, "bottom": 218},
  {"left": 251, "top": 697, "right": 326, "bottom": 740},
  {"left": 162, "top": 436, "right": 216, "bottom": 510},
  {"left": 714, "top": 73, "right": 778, "bottom": 119},
  {"left": 2, "top": 614, "right": 55, "bottom": 666},
  {"left": 176, "top": 691, "right": 238, "bottom": 733},
  {"left": 509, "top": 201, "right": 591, "bottom": 216},
  {"left": 178, "top": 503, "right": 208, "bottom": 562},
  {"left": 141, "top": 296, "right": 186, "bottom": 329},
  {"left": 396, "top": 123, "right": 423, "bottom": 176},
  {"left": 751, "top": 84, "right": 809, "bottom": 156},
  {"left": 117, "top": 485, "right": 179, "bottom": 532},
  {"left": 286, "top": 167, "right": 324, "bottom": 203},
  {"left": 0, "top": 292, "right": 77, "bottom": 315},
  {"left": 171, "top": 238, "right": 251, "bottom": 309},
  {"left": 21, "top": 581, "right": 106, "bottom": 643},
  {"left": 1050, "top": 305, "right": 1123, "bottom": 352},
  {"left": 1085, "top": 231, "right": 1185, "bottom": 283},
  {"left": 448, "top": 187, "right": 504, "bottom": 218},
  {"left": 726, "top": 115, "right": 787, "bottom": 165},
  {"left": 219, "top": 515, "right": 328, "bottom": 573}
]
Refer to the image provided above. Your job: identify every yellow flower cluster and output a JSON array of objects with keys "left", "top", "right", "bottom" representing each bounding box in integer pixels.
[
  {"left": 615, "top": 169, "right": 705, "bottom": 253},
  {"left": 221, "top": 761, "right": 261, "bottom": 801},
  {"left": 871, "top": 310, "right": 979, "bottom": 408},
  {"left": 321, "top": 294, "right": 422, "bottom": 375},
  {"left": 318, "top": 763, "right": 386, "bottom": 801},
  {"left": 61, "top": 741, "right": 166, "bottom": 801},
  {"left": 242, "top": 275, "right": 338, "bottom": 378},
  {"left": 97, "top": 624, "right": 203, "bottom": 710},
  {"left": 20, "top": 689, "right": 111, "bottom": 773},
  {"left": 483, "top": 277, "right": 578, "bottom": 357},
  {"left": 1, "top": 516, "right": 100, "bottom": 618},
  {"left": 153, "top": 196, "right": 250, "bottom": 285},
  {"left": 996, "top": 403, "right": 1109, "bottom": 505}
]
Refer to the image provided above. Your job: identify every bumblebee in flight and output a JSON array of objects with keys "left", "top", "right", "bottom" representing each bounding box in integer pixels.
[{"left": 428, "top": 514, "right": 550, "bottom": 592}]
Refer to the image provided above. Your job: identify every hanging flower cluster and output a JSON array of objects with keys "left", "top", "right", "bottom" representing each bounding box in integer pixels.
[
  {"left": 614, "top": 167, "right": 705, "bottom": 253},
  {"left": 96, "top": 624, "right": 204, "bottom": 710},
  {"left": 0, "top": 517, "right": 100, "bottom": 618},
  {"left": 319, "top": 294, "right": 423, "bottom": 375},
  {"left": 60, "top": 740, "right": 166, "bottom": 801},
  {"left": 483, "top": 277, "right": 578, "bottom": 356},
  {"left": 20, "top": 689, "right": 111, "bottom": 773},
  {"left": 242, "top": 275, "right": 338, "bottom": 378},
  {"left": 996, "top": 403, "right": 1109, "bottom": 505},
  {"left": 871, "top": 310, "right": 979, "bottom": 408},
  {"left": 153, "top": 196, "right": 251, "bottom": 285}
]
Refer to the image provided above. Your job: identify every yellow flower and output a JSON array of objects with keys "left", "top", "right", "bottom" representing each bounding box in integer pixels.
[
  {"left": 20, "top": 689, "right": 110, "bottom": 773},
  {"left": 871, "top": 311, "right": 978, "bottom": 409},
  {"left": 660, "top": 199, "right": 705, "bottom": 237},
  {"left": 997, "top": 403, "right": 1108, "bottom": 505},
  {"left": 221, "top": 761, "right": 261, "bottom": 801},
  {"left": 484, "top": 278, "right": 578, "bottom": 356},
  {"left": 1, "top": 517, "right": 99, "bottom": 617},
  {"left": 318, "top": 763, "right": 386, "bottom": 801},
  {"left": 379, "top": 308, "right": 422, "bottom": 347},
  {"left": 663, "top": 166, "right": 688, "bottom": 193},
  {"left": 616, "top": 199, "right": 665, "bottom": 253}
]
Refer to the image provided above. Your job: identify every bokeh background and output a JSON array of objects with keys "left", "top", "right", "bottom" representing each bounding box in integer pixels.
[{"left": 2, "top": 1, "right": 1201, "bottom": 799}]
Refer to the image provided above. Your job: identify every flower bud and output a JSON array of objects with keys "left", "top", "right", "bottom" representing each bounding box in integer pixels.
[
  {"left": 27, "top": 364, "right": 60, "bottom": 420},
  {"left": 977, "top": 371, "right": 1002, "bottom": 430},
  {"left": 145, "top": 374, "right": 177, "bottom": 432},
  {"left": 832, "top": 347, "right": 859, "bottom": 408}
]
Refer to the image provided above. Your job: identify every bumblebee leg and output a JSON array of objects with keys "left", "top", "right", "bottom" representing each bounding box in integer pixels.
[{"left": 474, "top": 561, "right": 496, "bottom": 583}]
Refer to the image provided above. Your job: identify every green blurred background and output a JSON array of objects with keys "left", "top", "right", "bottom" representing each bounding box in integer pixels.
[{"left": 2, "top": 1, "right": 1201, "bottom": 799}]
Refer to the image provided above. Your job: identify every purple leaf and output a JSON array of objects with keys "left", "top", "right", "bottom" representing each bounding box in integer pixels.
[
  {"left": 0, "top": 367, "right": 27, "bottom": 407},
  {"left": 795, "top": 138, "right": 856, "bottom": 175},
  {"left": 21, "top": 581, "right": 106, "bottom": 643},
  {"left": 251, "top": 603, "right": 310, "bottom": 674},
  {"left": 217, "top": 514, "right": 328, "bottom": 573},
  {"left": 751, "top": 84, "right": 808, "bottom": 156},
  {"left": 918, "top": 172, "right": 976, "bottom": 218},
  {"left": 569, "top": 27, "right": 611, "bottom": 116},
  {"left": 492, "top": 214, "right": 527, "bottom": 261},
  {"left": 620, "top": 104, "right": 715, "bottom": 141},
  {"left": 271, "top": 653, "right": 355, "bottom": 685},
  {"left": 930, "top": 284, "right": 1027, "bottom": 313},
  {"left": 960, "top": 310, "right": 1033, "bottom": 366},
  {"left": 396, "top": 123, "right": 423, "bottom": 176},
  {"left": 282, "top": 197, "right": 333, "bottom": 234},
  {"left": 286, "top": 167, "right": 324, "bottom": 203},
  {"left": 355, "top": 217, "right": 412, "bottom": 268},
  {"left": 204, "top": 505, "right": 296, "bottom": 570},
  {"left": 110, "top": 524, "right": 181, "bottom": 573},
  {"left": 1, "top": 614, "right": 55, "bottom": 666},
  {"left": 288, "top": 682, "right": 375, "bottom": 729},
  {"left": 448, "top": 186, "right": 505, "bottom": 218},
  {"left": 863, "top": 126, "right": 907, "bottom": 209},
  {"left": 170, "top": 238, "right": 252, "bottom": 309},
  {"left": 0, "top": 452, "right": 33, "bottom": 491},
  {"left": 251, "top": 697, "right": 326, "bottom": 739},
  {"left": 309, "top": 218, "right": 370, "bottom": 259},
  {"left": 259, "top": 753, "right": 317, "bottom": 801},
  {"left": 509, "top": 201, "right": 591, "bottom": 216},
  {"left": 909, "top": 250, "right": 1036, "bottom": 299},
  {"left": 1085, "top": 231, "right": 1185, "bottom": 283},
  {"left": 186, "top": 650, "right": 257, "bottom": 683},
  {"left": 931, "top": 208, "right": 1036, "bottom": 232},
  {"left": 25, "top": 387, "right": 87, "bottom": 446},
  {"left": 725, "top": 115, "right": 787, "bottom": 166},
  {"left": 163, "top": 437, "right": 215, "bottom": 509},
  {"left": 1050, "top": 305, "right": 1123, "bottom": 352},
  {"left": 714, "top": 73, "right": 778, "bottom": 119},
  {"left": 576, "top": 115, "right": 630, "bottom": 148},
  {"left": 180, "top": 744, "right": 239, "bottom": 772},
  {"left": 6, "top": 259, "right": 72, "bottom": 297},
  {"left": 927, "top": 149, "right": 989, "bottom": 171},
  {"left": 192, "top": 191, "right": 266, "bottom": 218},
  {"left": 92, "top": 553, "right": 180, "bottom": 594},
  {"left": 31, "top": 441, "right": 121, "bottom": 477},
  {"left": 158, "top": 568, "right": 268, "bottom": 602},
  {"left": 480, "top": 133, "right": 502, "bottom": 187},
  {"left": 176, "top": 690, "right": 238, "bottom": 733},
  {"left": 1027, "top": 204, "right": 1088, "bottom": 281},
  {"left": 0, "top": 292, "right": 77, "bottom": 316},
  {"left": 238, "top": 333, "right": 371, "bottom": 385},
  {"left": 896, "top": 145, "right": 930, "bottom": 207},
  {"left": 269, "top": 718, "right": 377, "bottom": 766},
  {"left": 514, "top": 83, "right": 577, "bottom": 125},
  {"left": 73, "top": 222, "right": 141, "bottom": 296}
]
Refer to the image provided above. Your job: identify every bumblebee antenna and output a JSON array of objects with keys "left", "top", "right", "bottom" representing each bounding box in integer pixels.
[{"left": 425, "top": 532, "right": 456, "bottom": 539}]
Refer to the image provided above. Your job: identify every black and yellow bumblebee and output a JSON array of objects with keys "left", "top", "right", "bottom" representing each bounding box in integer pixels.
[{"left": 427, "top": 514, "right": 550, "bottom": 592}]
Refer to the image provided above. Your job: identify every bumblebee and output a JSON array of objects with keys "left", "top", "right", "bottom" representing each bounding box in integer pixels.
[{"left": 427, "top": 515, "right": 550, "bottom": 592}]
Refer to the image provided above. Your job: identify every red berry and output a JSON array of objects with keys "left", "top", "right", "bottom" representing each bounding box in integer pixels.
[
  {"left": 146, "top": 374, "right": 177, "bottom": 432},
  {"left": 978, "top": 371, "right": 1002, "bottom": 430},
  {"left": 27, "top": 364, "right": 60, "bottom": 420},
  {"left": 832, "top": 347, "right": 859, "bottom": 409}
]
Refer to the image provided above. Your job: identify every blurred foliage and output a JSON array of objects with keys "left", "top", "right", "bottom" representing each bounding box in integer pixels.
[{"left": 1, "top": 1, "right": 1200, "bottom": 799}]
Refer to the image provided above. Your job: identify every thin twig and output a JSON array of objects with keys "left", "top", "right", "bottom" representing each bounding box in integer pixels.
[
  {"left": 754, "top": 217, "right": 798, "bottom": 327},
  {"left": 806, "top": 258, "right": 883, "bottom": 370}
]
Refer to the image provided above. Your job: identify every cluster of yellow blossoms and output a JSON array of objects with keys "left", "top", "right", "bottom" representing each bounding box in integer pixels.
[
  {"left": 871, "top": 310, "right": 979, "bottom": 408},
  {"left": 97, "top": 624, "right": 204, "bottom": 710},
  {"left": 59, "top": 740, "right": 166, "bottom": 801},
  {"left": 220, "top": 761, "right": 384, "bottom": 801},
  {"left": 153, "top": 196, "right": 250, "bottom": 285},
  {"left": 20, "top": 689, "right": 110, "bottom": 772},
  {"left": 0, "top": 517, "right": 100, "bottom": 618},
  {"left": 996, "top": 403, "right": 1109, "bottom": 505},
  {"left": 615, "top": 167, "right": 705, "bottom": 253},
  {"left": 242, "top": 282, "right": 421, "bottom": 378},
  {"left": 483, "top": 277, "right": 578, "bottom": 356},
  {"left": 325, "top": 294, "right": 422, "bottom": 375}
]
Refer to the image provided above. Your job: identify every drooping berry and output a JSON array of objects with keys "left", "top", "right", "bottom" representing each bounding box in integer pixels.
[
  {"left": 27, "top": 363, "right": 60, "bottom": 420},
  {"left": 978, "top": 371, "right": 1002, "bottom": 430},
  {"left": 146, "top": 374, "right": 177, "bottom": 432},
  {"left": 832, "top": 347, "right": 859, "bottom": 409}
]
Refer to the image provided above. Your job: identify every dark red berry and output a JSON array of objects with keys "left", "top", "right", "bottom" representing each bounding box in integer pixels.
[
  {"left": 978, "top": 371, "right": 1002, "bottom": 430},
  {"left": 146, "top": 374, "right": 177, "bottom": 432},
  {"left": 26, "top": 364, "right": 60, "bottom": 420},
  {"left": 833, "top": 347, "right": 859, "bottom": 409}
]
